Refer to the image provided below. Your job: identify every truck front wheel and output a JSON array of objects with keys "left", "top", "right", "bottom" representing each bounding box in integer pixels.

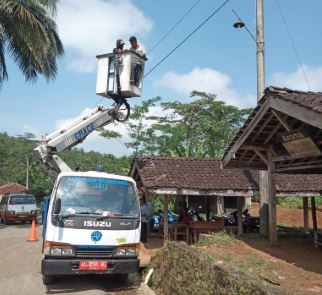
[{"left": 42, "top": 275, "right": 55, "bottom": 285}]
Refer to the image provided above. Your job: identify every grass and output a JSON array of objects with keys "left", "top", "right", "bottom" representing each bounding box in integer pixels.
[
  {"left": 196, "top": 231, "right": 279, "bottom": 286},
  {"left": 197, "top": 231, "right": 242, "bottom": 248},
  {"left": 277, "top": 196, "right": 322, "bottom": 208}
]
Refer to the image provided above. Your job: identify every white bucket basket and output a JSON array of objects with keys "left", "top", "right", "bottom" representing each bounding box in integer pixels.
[{"left": 96, "top": 50, "right": 146, "bottom": 99}]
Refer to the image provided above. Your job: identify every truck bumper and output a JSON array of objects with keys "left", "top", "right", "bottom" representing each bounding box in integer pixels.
[
  {"left": 41, "top": 258, "right": 139, "bottom": 275},
  {"left": 6, "top": 214, "right": 36, "bottom": 222}
]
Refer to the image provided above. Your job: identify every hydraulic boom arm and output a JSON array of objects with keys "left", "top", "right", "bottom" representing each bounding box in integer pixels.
[{"left": 34, "top": 102, "right": 126, "bottom": 183}]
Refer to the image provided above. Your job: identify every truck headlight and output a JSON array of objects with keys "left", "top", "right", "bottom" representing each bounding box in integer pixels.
[
  {"left": 115, "top": 247, "right": 137, "bottom": 256},
  {"left": 43, "top": 241, "right": 75, "bottom": 256},
  {"left": 31, "top": 210, "right": 37, "bottom": 215}
]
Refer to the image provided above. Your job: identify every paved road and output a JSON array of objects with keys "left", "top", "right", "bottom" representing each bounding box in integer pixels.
[{"left": 0, "top": 223, "right": 148, "bottom": 295}]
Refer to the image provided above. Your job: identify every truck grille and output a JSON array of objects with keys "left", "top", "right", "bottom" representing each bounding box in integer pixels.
[{"left": 76, "top": 249, "right": 114, "bottom": 258}]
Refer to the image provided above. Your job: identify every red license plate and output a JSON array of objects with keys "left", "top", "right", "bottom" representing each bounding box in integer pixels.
[{"left": 79, "top": 260, "right": 107, "bottom": 271}]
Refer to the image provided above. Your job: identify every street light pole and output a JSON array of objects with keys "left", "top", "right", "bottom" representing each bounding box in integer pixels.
[
  {"left": 256, "top": 0, "right": 269, "bottom": 236},
  {"left": 233, "top": 0, "right": 269, "bottom": 236},
  {"left": 256, "top": 0, "right": 265, "bottom": 99}
]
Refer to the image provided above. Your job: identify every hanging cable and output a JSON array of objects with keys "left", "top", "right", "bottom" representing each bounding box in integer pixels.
[
  {"left": 274, "top": 0, "right": 311, "bottom": 91},
  {"left": 144, "top": 0, "right": 231, "bottom": 78},
  {"left": 147, "top": 0, "right": 202, "bottom": 55}
]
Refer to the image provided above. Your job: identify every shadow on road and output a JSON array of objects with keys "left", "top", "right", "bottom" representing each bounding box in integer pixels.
[{"left": 45, "top": 273, "right": 141, "bottom": 294}]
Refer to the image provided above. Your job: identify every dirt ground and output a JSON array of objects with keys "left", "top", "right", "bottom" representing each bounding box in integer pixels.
[
  {"left": 249, "top": 203, "right": 322, "bottom": 230},
  {"left": 141, "top": 204, "right": 322, "bottom": 294},
  {"left": 205, "top": 237, "right": 322, "bottom": 295}
]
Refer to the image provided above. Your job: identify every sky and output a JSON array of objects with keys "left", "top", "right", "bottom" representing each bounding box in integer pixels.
[{"left": 1, "top": 0, "right": 322, "bottom": 157}]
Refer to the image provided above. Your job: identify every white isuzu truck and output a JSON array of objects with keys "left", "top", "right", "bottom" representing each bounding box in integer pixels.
[{"left": 33, "top": 49, "right": 147, "bottom": 284}]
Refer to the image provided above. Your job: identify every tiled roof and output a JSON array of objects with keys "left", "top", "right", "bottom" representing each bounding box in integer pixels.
[
  {"left": 132, "top": 157, "right": 321, "bottom": 193},
  {"left": 0, "top": 183, "right": 26, "bottom": 195},
  {"left": 222, "top": 86, "right": 322, "bottom": 174},
  {"left": 265, "top": 86, "right": 322, "bottom": 113}
]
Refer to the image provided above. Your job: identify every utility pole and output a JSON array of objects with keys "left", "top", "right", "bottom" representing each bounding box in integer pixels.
[
  {"left": 26, "top": 157, "right": 29, "bottom": 190},
  {"left": 256, "top": 0, "right": 269, "bottom": 236}
]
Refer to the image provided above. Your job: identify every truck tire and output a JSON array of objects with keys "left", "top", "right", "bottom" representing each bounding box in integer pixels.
[{"left": 42, "top": 275, "right": 55, "bottom": 285}]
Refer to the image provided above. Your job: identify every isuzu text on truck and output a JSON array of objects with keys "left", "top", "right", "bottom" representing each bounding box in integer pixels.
[{"left": 34, "top": 49, "right": 147, "bottom": 284}]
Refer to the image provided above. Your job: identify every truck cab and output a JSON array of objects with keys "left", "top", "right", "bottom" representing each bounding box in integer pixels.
[{"left": 42, "top": 171, "right": 141, "bottom": 284}]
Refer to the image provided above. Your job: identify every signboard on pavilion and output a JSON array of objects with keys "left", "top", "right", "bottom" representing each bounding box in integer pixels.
[{"left": 281, "top": 130, "right": 321, "bottom": 158}]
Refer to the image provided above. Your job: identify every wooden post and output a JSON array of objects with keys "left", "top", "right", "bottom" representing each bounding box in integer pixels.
[
  {"left": 237, "top": 196, "right": 243, "bottom": 236},
  {"left": 206, "top": 195, "right": 210, "bottom": 222},
  {"left": 303, "top": 197, "right": 309, "bottom": 233},
  {"left": 268, "top": 148, "right": 277, "bottom": 245},
  {"left": 163, "top": 195, "right": 169, "bottom": 244},
  {"left": 259, "top": 171, "right": 269, "bottom": 236},
  {"left": 311, "top": 197, "right": 317, "bottom": 231}
]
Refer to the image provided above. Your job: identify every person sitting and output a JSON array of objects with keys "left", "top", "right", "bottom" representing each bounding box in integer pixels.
[{"left": 181, "top": 207, "right": 193, "bottom": 225}]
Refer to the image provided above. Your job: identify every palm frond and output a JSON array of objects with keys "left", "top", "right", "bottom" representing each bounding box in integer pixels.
[{"left": 0, "top": 0, "right": 64, "bottom": 85}]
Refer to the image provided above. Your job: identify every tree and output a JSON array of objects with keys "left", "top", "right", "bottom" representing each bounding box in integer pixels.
[
  {"left": 98, "top": 97, "right": 162, "bottom": 156},
  {"left": 151, "top": 91, "right": 252, "bottom": 157},
  {"left": 0, "top": 0, "right": 63, "bottom": 87},
  {"left": 109, "top": 92, "right": 252, "bottom": 158}
]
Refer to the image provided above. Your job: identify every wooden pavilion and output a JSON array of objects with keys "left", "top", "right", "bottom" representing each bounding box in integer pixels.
[
  {"left": 223, "top": 86, "right": 322, "bottom": 244},
  {"left": 130, "top": 156, "right": 321, "bottom": 242}
]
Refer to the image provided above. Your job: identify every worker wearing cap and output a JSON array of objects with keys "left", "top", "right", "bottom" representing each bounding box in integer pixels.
[{"left": 113, "top": 39, "right": 125, "bottom": 54}]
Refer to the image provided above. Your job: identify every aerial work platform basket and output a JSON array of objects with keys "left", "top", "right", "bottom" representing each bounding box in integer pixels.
[{"left": 96, "top": 50, "right": 146, "bottom": 99}]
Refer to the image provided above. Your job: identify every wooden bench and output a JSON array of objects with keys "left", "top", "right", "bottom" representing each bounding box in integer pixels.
[
  {"left": 189, "top": 220, "right": 224, "bottom": 243},
  {"left": 170, "top": 223, "right": 190, "bottom": 243}
]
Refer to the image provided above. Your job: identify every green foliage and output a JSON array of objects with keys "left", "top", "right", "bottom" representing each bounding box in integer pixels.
[
  {"left": 197, "top": 231, "right": 241, "bottom": 248},
  {"left": 149, "top": 195, "right": 175, "bottom": 212},
  {"left": 0, "top": 0, "right": 63, "bottom": 87},
  {"left": 150, "top": 242, "right": 273, "bottom": 295},
  {"left": 103, "top": 92, "right": 252, "bottom": 157},
  {"left": 0, "top": 133, "right": 132, "bottom": 202},
  {"left": 277, "top": 196, "right": 322, "bottom": 208}
]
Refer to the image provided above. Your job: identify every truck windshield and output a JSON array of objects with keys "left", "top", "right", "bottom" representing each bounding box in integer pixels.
[
  {"left": 9, "top": 195, "right": 35, "bottom": 205},
  {"left": 55, "top": 176, "right": 139, "bottom": 217}
]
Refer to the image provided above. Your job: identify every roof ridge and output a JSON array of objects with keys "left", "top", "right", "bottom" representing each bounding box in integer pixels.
[
  {"left": 134, "top": 156, "right": 222, "bottom": 161},
  {"left": 267, "top": 86, "right": 322, "bottom": 95}
]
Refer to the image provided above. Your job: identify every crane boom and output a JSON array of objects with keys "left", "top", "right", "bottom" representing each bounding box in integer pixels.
[{"left": 34, "top": 103, "right": 124, "bottom": 183}]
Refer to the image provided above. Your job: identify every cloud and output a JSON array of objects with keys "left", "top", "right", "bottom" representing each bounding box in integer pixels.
[
  {"left": 54, "top": 107, "right": 130, "bottom": 155},
  {"left": 52, "top": 106, "right": 164, "bottom": 156},
  {"left": 57, "top": 0, "right": 153, "bottom": 73},
  {"left": 271, "top": 65, "right": 322, "bottom": 92},
  {"left": 155, "top": 67, "right": 255, "bottom": 107}
]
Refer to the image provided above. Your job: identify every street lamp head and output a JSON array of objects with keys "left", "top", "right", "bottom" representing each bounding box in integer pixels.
[{"left": 233, "top": 21, "right": 245, "bottom": 29}]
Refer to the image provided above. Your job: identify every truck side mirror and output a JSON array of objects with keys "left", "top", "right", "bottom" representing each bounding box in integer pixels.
[{"left": 53, "top": 198, "right": 61, "bottom": 214}]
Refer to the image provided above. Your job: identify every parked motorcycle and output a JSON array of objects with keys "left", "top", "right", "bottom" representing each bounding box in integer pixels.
[
  {"left": 152, "top": 209, "right": 175, "bottom": 231},
  {"left": 188, "top": 206, "right": 205, "bottom": 222},
  {"left": 223, "top": 209, "right": 259, "bottom": 233}
]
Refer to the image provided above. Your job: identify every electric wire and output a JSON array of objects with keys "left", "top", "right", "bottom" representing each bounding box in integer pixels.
[
  {"left": 144, "top": 0, "right": 231, "bottom": 78},
  {"left": 274, "top": 0, "right": 311, "bottom": 91},
  {"left": 147, "top": 0, "right": 202, "bottom": 55}
]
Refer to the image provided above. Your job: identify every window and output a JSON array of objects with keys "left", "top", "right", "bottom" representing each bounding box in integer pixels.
[
  {"left": 55, "top": 176, "right": 139, "bottom": 217},
  {"left": 9, "top": 195, "right": 36, "bottom": 205}
]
